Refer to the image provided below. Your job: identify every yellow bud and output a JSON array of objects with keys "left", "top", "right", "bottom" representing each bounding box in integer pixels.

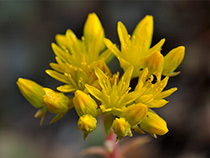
[
  {"left": 140, "top": 110, "right": 168, "bottom": 136},
  {"left": 78, "top": 114, "right": 97, "bottom": 140},
  {"left": 123, "top": 103, "right": 148, "bottom": 126},
  {"left": 17, "top": 78, "right": 45, "bottom": 108},
  {"left": 112, "top": 117, "right": 132, "bottom": 141},
  {"left": 42, "top": 88, "right": 70, "bottom": 114},
  {"left": 163, "top": 46, "right": 185, "bottom": 76},
  {"left": 73, "top": 90, "right": 99, "bottom": 117}
]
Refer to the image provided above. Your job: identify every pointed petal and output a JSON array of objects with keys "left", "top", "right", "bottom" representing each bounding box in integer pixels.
[
  {"left": 65, "top": 29, "right": 82, "bottom": 57},
  {"left": 147, "top": 99, "right": 169, "bottom": 108},
  {"left": 55, "top": 34, "right": 68, "bottom": 48},
  {"left": 117, "top": 21, "right": 130, "bottom": 45},
  {"left": 51, "top": 43, "right": 68, "bottom": 63},
  {"left": 155, "top": 87, "right": 177, "bottom": 99},
  {"left": 135, "top": 68, "right": 149, "bottom": 90},
  {"left": 119, "top": 91, "right": 140, "bottom": 106},
  {"left": 57, "top": 84, "right": 76, "bottom": 93},
  {"left": 104, "top": 38, "right": 121, "bottom": 58},
  {"left": 145, "top": 51, "right": 164, "bottom": 81},
  {"left": 94, "top": 67, "right": 111, "bottom": 92},
  {"left": 84, "top": 13, "right": 105, "bottom": 52},
  {"left": 163, "top": 46, "right": 185, "bottom": 76},
  {"left": 146, "top": 38, "right": 165, "bottom": 56},
  {"left": 99, "top": 49, "right": 114, "bottom": 63},
  {"left": 133, "top": 15, "right": 154, "bottom": 51},
  {"left": 85, "top": 84, "right": 103, "bottom": 102},
  {"left": 50, "top": 112, "right": 67, "bottom": 124},
  {"left": 45, "top": 70, "right": 69, "bottom": 84},
  {"left": 118, "top": 66, "right": 133, "bottom": 93}
]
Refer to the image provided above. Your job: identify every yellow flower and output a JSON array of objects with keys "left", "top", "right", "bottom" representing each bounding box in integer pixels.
[
  {"left": 73, "top": 90, "right": 101, "bottom": 117},
  {"left": 17, "top": 13, "right": 185, "bottom": 140},
  {"left": 134, "top": 68, "right": 177, "bottom": 108},
  {"left": 46, "top": 13, "right": 113, "bottom": 93},
  {"left": 140, "top": 110, "right": 168, "bottom": 137},
  {"left": 104, "top": 15, "right": 185, "bottom": 78},
  {"left": 85, "top": 66, "right": 140, "bottom": 114},
  {"left": 78, "top": 114, "right": 97, "bottom": 140},
  {"left": 17, "top": 78, "right": 45, "bottom": 108},
  {"left": 112, "top": 117, "right": 132, "bottom": 142}
]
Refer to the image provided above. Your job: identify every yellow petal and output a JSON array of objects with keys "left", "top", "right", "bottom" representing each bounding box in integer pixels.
[
  {"left": 55, "top": 34, "right": 68, "bottom": 49},
  {"left": 163, "top": 46, "right": 185, "bottom": 76},
  {"left": 155, "top": 87, "right": 177, "bottom": 99},
  {"left": 118, "top": 66, "right": 133, "bottom": 93},
  {"left": 147, "top": 99, "right": 169, "bottom": 108},
  {"left": 51, "top": 43, "right": 68, "bottom": 63},
  {"left": 45, "top": 70, "right": 69, "bottom": 84},
  {"left": 145, "top": 51, "right": 164, "bottom": 81},
  {"left": 65, "top": 29, "right": 82, "bottom": 58},
  {"left": 135, "top": 68, "right": 149, "bottom": 90},
  {"left": 57, "top": 84, "right": 76, "bottom": 93},
  {"left": 104, "top": 38, "right": 121, "bottom": 58},
  {"left": 84, "top": 12, "right": 105, "bottom": 53},
  {"left": 117, "top": 21, "right": 130, "bottom": 46},
  {"left": 132, "top": 15, "right": 154, "bottom": 51},
  {"left": 85, "top": 84, "right": 103, "bottom": 102},
  {"left": 146, "top": 38, "right": 165, "bottom": 56}
]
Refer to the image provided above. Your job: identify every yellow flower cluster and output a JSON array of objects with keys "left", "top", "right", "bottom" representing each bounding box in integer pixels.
[{"left": 17, "top": 13, "right": 185, "bottom": 141}]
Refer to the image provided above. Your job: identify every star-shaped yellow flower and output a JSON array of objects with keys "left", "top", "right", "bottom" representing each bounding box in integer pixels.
[
  {"left": 104, "top": 15, "right": 185, "bottom": 78},
  {"left": 46, "top": 13, "right": 113, "bottom": 93}
]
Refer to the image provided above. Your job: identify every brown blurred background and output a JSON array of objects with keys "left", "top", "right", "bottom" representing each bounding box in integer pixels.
[{"left": 0, "top": 1, "right": 210, "bottom": 158}]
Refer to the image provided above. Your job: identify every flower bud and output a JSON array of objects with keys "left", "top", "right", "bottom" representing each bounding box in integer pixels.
[
  {"left": 78, "top": 114, "right": 97, "bottom": 140},
  {"left": 140, "top": 110, "right": 168, "bottom": 136},
  {"left": 73, "top": 90, "right": 99, "bottom": 117},
  {"left": 42, "top": 88, "right": 70, "bottom": 114},
  {"left": 17, "top": 78, "right": 45, "bottom": 108},
  {"left": 123, "top": 103, "right": 148, "bottom": 126},
  {"left": 112, "top": 117, "right": 132, "bottom": 142}
]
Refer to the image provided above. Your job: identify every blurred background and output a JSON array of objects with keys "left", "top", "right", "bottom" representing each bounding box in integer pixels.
[{"left": 0, "top": 1, "right": 210, "bottom": 158}]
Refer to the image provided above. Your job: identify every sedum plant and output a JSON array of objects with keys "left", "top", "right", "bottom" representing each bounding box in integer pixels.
[{"left": 17, "top": 13, "right": 185, "bottom": 158}]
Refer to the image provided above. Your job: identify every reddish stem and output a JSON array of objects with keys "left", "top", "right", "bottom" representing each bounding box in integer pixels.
[{"left": 101, "top": 115, "right": 120, "bottom": 158}]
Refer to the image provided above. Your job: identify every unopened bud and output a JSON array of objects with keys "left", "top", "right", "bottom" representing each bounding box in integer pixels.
[
  {"left": 140, "top": 110, "right": 168, "bottom": 136},
  {"left": 17, "top": 78, "right": 45, "bottom": 108},
  {"left": 73, "top": 90, "right": 99, "bottom": 117},
  {"left": 42, "top": 88, "right": 70, "bottom": 114},
  {"left": 112, "top": 117, "right": 132, "bottom": 142},
  {"left": 123, "top": 103, "right": 148, "bottom": 126},
  {"left": 78, "top": 114, "right": 97, "bottom": 140}
]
